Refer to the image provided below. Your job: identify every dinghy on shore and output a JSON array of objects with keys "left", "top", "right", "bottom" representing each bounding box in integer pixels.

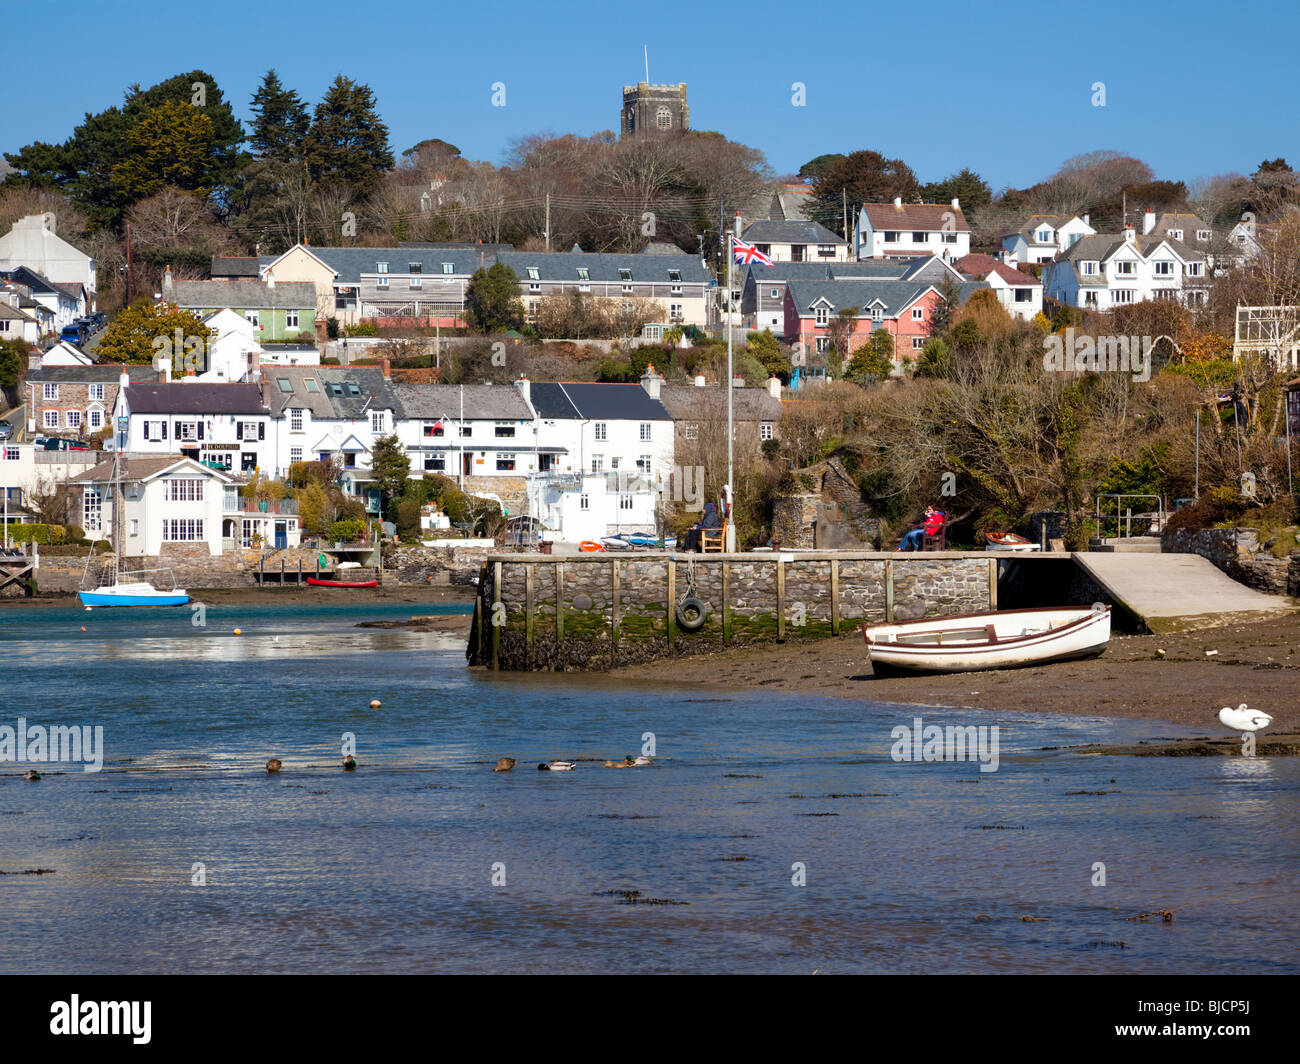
[
  {"left": 985, "top": 532, "right": 1040, "bottom": 552},
  {"left": 862, "top": 605, "right": 1111, "bottom": 675}
]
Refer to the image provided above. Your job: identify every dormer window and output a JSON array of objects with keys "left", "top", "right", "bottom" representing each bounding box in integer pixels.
[
  {"left": 1197, "top": 230, "right": 1211, "bottom": 242},
  {"left": 442, "top": 262, "right": 454, "bottom": 274},
  {"left": 619, "top": 268, "right": 632, "bottom": 281},
  {"left": 667, "top": 269, "right": 681, "bottom": 281},
  {"left": 409, "top": 262, "right": 422, "bottom": 274},
  {"left": 377, "top": 262, "right": 388, "bottom": 273},
  {"left": 527, "top": 267, "right": 540, "bottom": 281},
  {"left": 1081, "top": 261, "right": 1099, "bottom": 276},
  {"left": 1037, "top": 229, "right": 1052, "bottom": 242},
  {"left": 577, "top": 268, "right": 590, "bottom": 281},
  {"left": 1168, "top": 230, "right": 1183, "bottom": 241},
  {"left": 871, "top": 307, "right": 883, "bottom": 322},
  {"left": 814, "top": 306, "right": 829, "bottom": 326}
]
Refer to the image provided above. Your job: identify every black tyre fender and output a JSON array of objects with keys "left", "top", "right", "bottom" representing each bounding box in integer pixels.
[{"left": 675, "top": 596, "right": 709, "bottom": 631}]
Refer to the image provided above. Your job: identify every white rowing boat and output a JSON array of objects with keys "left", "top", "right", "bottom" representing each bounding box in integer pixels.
[{"left": 862, "top": 605, "right": 1111, "bottom": 675}]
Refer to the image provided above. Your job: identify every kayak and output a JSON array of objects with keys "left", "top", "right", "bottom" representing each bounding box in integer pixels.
[{"left": 307, "top": 577, "right": 379, "bottom": 588}]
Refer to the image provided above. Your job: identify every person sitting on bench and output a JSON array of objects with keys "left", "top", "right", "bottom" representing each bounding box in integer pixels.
[
  {"left": 682, "top": 501, "right": 720, "bottom": 552},
  {"left": 898, "top": 506, "right": 945, "bottom": 551}
]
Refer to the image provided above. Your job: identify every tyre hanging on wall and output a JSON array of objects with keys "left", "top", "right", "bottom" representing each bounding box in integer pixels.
[{"left": 675, "top": 596, "right": 709, "bottom": 632}]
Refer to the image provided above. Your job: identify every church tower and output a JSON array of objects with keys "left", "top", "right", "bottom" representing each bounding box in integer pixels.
[{"left": 620, "top": 82, "right": 689, "bottom": 137}]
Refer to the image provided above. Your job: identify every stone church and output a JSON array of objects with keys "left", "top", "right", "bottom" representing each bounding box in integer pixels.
[{"left": 620, "top": 82, "right": 689, "bottom": 136}]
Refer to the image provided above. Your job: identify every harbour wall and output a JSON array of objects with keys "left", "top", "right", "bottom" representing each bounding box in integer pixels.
[{"left": 467, "top": 552, "right": 1001, "bottom": 671}]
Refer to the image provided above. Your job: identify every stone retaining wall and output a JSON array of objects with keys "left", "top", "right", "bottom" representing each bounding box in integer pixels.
[
  {"left": 468, "top": 552, "right": 999, "bottom": 671},
  {"left": 1162, "top": 527, "right": 1300, "bottom": 595}
]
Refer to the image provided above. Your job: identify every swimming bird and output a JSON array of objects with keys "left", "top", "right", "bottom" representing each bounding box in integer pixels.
[
  {"left": 24, "top": 769, "right": 40, "bottom": 781},
  {"left": 494, "top": 757, "right": 516, "bottom": 772},
  {"left": 266, "top": 758, "right": 282, "bottom": 774},
  {"left": 343, "top": 755, "right": 357, "bottom": 771},
  {"left": 632, "top": 755, "right": 652, "bottom": 766},
  {"left": 538, "top": 760, "right": 576, "bottom": 771},
  {"left": 1219, "top": 704, "right": 1273, "bottom": 732}
]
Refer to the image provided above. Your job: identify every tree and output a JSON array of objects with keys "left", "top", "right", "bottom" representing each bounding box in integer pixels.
[
  {"left": 249, "top": 70, "right": 310, "bottom": 163},
  {"left": 0, "top": 338, "right": 29, "bottom": 399},
  {"left": 96, "top": 302, "right": 213, "bottom": 365},
  {"left": 807, "top": 150, "right": 920, "bottom": 230},
  {"left": 846, "top": 329, "right": 894, "bottom": 383},
  {"left": 799, "top": 154, "right": 846, "bottom": 183},
  {"left": 921, "top": 167, "right": 992, "bottom": 213},
  {"left": 369, "top": 434, "right": 411, "bottom": 517},
  {"left": 465, "top": 263, "right": 524, "bottom": 333},
  {"left": 303, "top": 76, "right": 394, "bottom": 197},
  {"left": 746, "top": 329, "right": 789, "bottom": 380}
]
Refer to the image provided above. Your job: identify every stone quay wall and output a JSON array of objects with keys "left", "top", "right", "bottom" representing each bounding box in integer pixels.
[
  {"left": 1162, "top": 527, "right": 1300, "bottom": 596},
  {"left": 467, "top": 551, "right": 999, "bottom": 671}
]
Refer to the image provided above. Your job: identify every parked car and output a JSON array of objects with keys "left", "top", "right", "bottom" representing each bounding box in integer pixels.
[
  {"left": 0, "top": 420, "right": 12, "bottom": 440},
  {"left": 41, "top": 436, "right": 90, "bottom": 451}
]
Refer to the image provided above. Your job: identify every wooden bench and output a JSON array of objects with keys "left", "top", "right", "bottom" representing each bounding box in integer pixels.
[
  {"left": 920, "top": 524, "right": 946, "bottom": 551},
  {"left": 700, "top": 520, "right": 728, "bottom": 552}
]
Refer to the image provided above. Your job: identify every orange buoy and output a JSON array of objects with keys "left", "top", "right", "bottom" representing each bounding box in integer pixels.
[{"left": 369, "top": 699, "right": 382, "bottom": 709}]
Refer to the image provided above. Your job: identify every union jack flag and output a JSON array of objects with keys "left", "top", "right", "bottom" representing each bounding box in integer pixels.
[{"left": 732, "top": 237, "right": 774, "bottom": 267}]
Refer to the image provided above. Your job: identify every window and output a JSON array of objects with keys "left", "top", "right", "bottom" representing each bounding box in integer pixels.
[
  {"left": 496, "top": 453, "right": 516, "bottom": 471},
  {"left": 377, "top": 262, "right": 389, "bottom": 273},
  {"left": 871, "top": 307, "right": 883, "bottom": 322},
  {"left": 1197, "top": 230, "right": 1211, "bottom": 242},
  {"left": 1014, "top": 288, "right": 1032, "bottom": 303},
  {"left": 88, "top": 409, "right": 103, "bottom": 429},
  {"left": 941, "top": 232, "right": 957, "bottom": 244},
  {"left": 814, "top": 307, "right": 829, "bottom": 327},
  {"left": 335, "top": 296, "right": 348, "bottom": 310},
  {"left": 912, "top": 337, "right": 925, "bottom": 349},
  {"left": 162, "top": 518, "right": 204, "bottom": 542},
  {"left": 770, "top": 288, "right": 779, "bottom": 298},
  {"left": 424, "top": 454, "right": 446, "bottom": 472},
  {"left": 529, "top": 282, "right": 541, "bottom": 293},
  {"left": 619, "top": 269, "right": 632, "bottom": 282},
  {"left": 347, "top": 384, "right": 361, "bottom": 396},
  {"left": 0, "top": 321, "right": 7, "bottom": 333},
  {"left": 494, "top": 422, "right": 516, "bottom": 438},
  {"left": 83, "top": 489, "right": 101, "bottom": 531},
  {"left": 1081, "top": 261, "right": 1098, "bottom": 276},
  {"left": 620, "top": 494, "right": 633, "bottom": 510},
  {"left": 290, "top": 409, "right": 304, "bottom": 432},
  {"left": 442, "top": 263, "right": 454, "bottom": 275},
  {"left": 594, "top": 423, "right": 607, "bottom": 441},
  {"left": 276, "top": 378, "right": 293, "bottom": 395},
  {"left": 577, "top": 268, "right": 590, "bottom": 281},
  {"left": 760, "top": 422, "right": 773, "bottom": 441},
  {"left": 1113, "top": 290, "right": 1135, "bottom": 305},
  {"left": 528, "top": 300, "right": 540, "bottom": 317},
  {"left": 290, "top": 447, "right": 303, "bottom": 463},
  {"left": 409, "top": 263, "right": 422, "bottom": 274},
  {"left": 637, "top": 455, "right": 651, "bottom": 473},
  {"left": 460, "top": 424, "right": 472, "bottom": 437},
  {"left": 1168, "top": 229, "right": 1183, "bottom": 241},
  {"left": 43, "top": 383, "right": 59, "bottom": 400},
  {"left": 1115, "top": 261, "right": 1136, "bottom": 276},
  {"left": 370, "top": 411, "right": 385, "bottom": 433},
  {"left": 815, "top": 337, "right": 829, "bottom": 353},
  {"left": 376, "top": 276, "right": 389, "bottom": 289},
  {"left": 423, "top": 421, "right": 445, "bottom": 437},
  {"left": 164, "top": 479, "right": 204, "bottom": 501},
  {"left": 1153, "top": 261, "right": 1173, "bottom": 276},
  {"left": 610, "top": 456, "right": 620, "bottom": 470},
  {"left": 1037, "top": 230, "right": 1052, "bottom": 243},
  {"left": 44, "top": 411, "right": 59, "bottom": 429},
  {"left": 410, "top": 277, "right": 422, "bottom": 289},
  {"left": 88, "top": 383, "right": 105, "bottom": 401},
  {"left": 912, "top": 307, "right": 924, "bottom": 321},
  {"left": 143, "top": 419, "right": 167, "bottom": 440},
  {"left": 527, "top": 267, "right": 540, "bottom": 281},
  {"left": 911, "top": 232, "right": 927, "bottom": 242},
  {"left": 669, "top": 303, "right": 682, "bottom": 320},
  {"left": 817, "top": 244, "right": 835, "bottom": 258},
  {"left": 639, "top": 423, "right": 651, "bottom": 441},
  {"left": 684, "top": 423, "right": 699, "bottom": 440},
  {"left": 622, "top": 284, "right": 634, "bottom": 295},
  {"left": 3, "top": 446, "right": 18, "bottom": 461},
  {"left": 66, "top": 410, "right": 81, "bottom": 429},
  {"left": 245, "top": 310, "right": 260, "bottom": 327},
  {"left": 579, "top": 494, "right": 589, "bottom": 511},
  {"left": 884, "top": 231, "right": 899, "bottom": 242},
  {"left": 286, "top": 309, "right": 299, "bottom": 329},
  {"left": 656, "top": 107, "right": 671, "bottom": 128},
  {"left": 590, "top": 455, "right": 603, "bottom": 472},
  {"left": 667, "top": 269, "right": 681, "bottom": 282},
  {"left": 305, "top": 378, "right": 319, "bottom": 392},
  {"left": 1188, "top": 262, "right": 1204, "bottom": 277}
]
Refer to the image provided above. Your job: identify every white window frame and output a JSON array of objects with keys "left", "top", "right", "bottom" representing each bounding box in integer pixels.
[{"left": 88, "top": 383, "right": 105, "bottom": 401}]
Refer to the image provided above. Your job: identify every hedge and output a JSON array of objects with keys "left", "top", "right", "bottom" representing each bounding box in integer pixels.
[{"left": 8, "top": 523, "right": 67, "bottom": 545}]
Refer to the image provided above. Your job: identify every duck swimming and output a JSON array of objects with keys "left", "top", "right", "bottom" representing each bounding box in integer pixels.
[
  {"left": 24, "top": 769, "right": 40, "bottom": 781},
  {"left": 494, "top": 757, "right": 516, "bottom": 772},
  {"left": 343, "top": 755, "right": 358, "bottom": 771},
  {"left": 1218, "top": 704, "right": 1273, "bottom": 732},
  {"left": 538, "top": 760, "right": 576, "bottom": 771},
  {"left": 266, "top": 758, "right": 282, "bottom": 773}
]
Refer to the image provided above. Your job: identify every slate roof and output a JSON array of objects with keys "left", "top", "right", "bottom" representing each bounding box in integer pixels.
[
  {"left": 529, "top": 382, "right": 671, "bottom": 420},
  {"left": 124, "top": 382, "right": 267, "bottom": 415},
  {"left": 1151, "top": 213, "right": 1214, "bottom": 241},
  {"left": 494, "top": 252, "right": 711, "bottom": 285},
  {"left": 1051, "top": 232, "right": 1207, "bottom": 287},
  {"left": 210, "top": 255, "right": 261, "bottom": 278},
  {"left": 271, "top": 247, "right": 492, "bottom": 283},
  {"left": 396, "top": 382, "right": 532, "bottom": 421},
  {"left": 741, "top": 219, "right": 846, "bottom": 245},
  {"left": 785, "top": 278, "right": 986, "bottom": 317},
  {"left": 861, "top": 202, "right": 970, "bottom": 233},
  {"left": 261, "top": 367, "right": 405, "bottom": 419},
  {"left": 25, "top": 365, "right": 155, "bottom": 383},
  {"left": 167, "top": 280, "right": 316, "bottom": 309},
  {"left": 659, "top": 384, "right": 782, "bottom": 422},
  {"left": 0, "top": 302, "right": 35, "bottom": 321},
  {"left": 1, "top": 266, "right": 81, "bottom": 301},
  {"left": 71, "top": 456, "right": 227, "bottom": 484}
]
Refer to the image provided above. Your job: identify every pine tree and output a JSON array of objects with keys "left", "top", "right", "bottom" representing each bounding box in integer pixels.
[
  {"left": 303, "top": 76, "right": 394, "bottom": 197},
  {"left": 249, "top": 70, "right": 310, "bottom": 163}
]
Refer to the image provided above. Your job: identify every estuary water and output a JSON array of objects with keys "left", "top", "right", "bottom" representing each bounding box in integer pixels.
[{"left": 0, "top": 600, "right": 1296, "bottom": 974}]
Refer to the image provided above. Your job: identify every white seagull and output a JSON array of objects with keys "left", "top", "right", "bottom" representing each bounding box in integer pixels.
[{"left": 1218, "top": 704, "right": 1273, "bottom": 732}]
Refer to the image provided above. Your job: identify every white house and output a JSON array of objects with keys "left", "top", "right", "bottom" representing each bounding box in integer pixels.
[
  {"left": 740, "top": 219, "right": 850, "bottom": 264},
  {"left": 115, "top": 372, "right": 275, "bottom": 475},
  {"left": 37, "top": 340, "right": 93, "bottom": 366},
  {"left": 526, "top": 470, "right": 661, "bottom": 543},
  {"left": 395, "top": 380, "right": 539, "bottom": 480},
  {"left": 0, "top": 266, "right": 83, "bottom": 331},
  {"left": 0, "top": 214, "right": 97, "bottom": 306},
  {"left": 0, "top": 294, "right": 40, "bottom": 343},
  {"left": 855, "top": 199, "right": 971, "bottom": 261},
  {"left": 1043, "top": 228, "right": 1210, "bottom": 310},
  {"left": 1000, "top": 214, "right": 1095, "bottom": 265},
  {"left": 955, "top": 254, "right": 1044, "bottom": 320},
  {"left": 70, "top": 455, "right": 234, "bottom": 557}
]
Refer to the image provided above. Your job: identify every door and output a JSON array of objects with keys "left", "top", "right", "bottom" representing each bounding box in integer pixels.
[
  {"left": 274, "top": 521, "right": 287, "bottom": 549},
  {"left": 462, "top": 452, "right": 473, "bottom": 477}
]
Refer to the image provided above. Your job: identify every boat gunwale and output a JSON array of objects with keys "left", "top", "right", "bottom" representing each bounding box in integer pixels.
[{"left": 862, "top": 607, "right": 1109, "bottom": 653}]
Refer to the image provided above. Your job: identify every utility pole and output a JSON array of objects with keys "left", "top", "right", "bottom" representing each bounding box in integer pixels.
[
  {"left": 544, "top": 191, "right": 551, "bottom": 252},
  {"left": 125, "top": 222, "right": 133, "bottom": 305},
  {"left": 842, "top": 189, "right": 848, "bottom": 243},
  {"left": 725, "top": 211, "right": 738, "bottom": 552}
]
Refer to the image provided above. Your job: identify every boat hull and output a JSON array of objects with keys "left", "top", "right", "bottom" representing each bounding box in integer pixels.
[
  {"left": 864, "top": 606, "right": 1110, "bottom": 675},
  {"left": 79, "top": 588, "right": 189, "bottom": 607},
  {"left": 306, "top": 577, "right": 378, "bottom": 588}
]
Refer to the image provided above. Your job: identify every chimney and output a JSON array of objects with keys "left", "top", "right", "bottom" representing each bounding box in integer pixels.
[
  {"left": 27, "top": 353, "right": 40, "bottom": 371},
  {"left": 731, "top": 375, "right": 745, "bottom": 388},
  {"left": 514, "top": 373, "right": 530, "bottom": 405},
  {"left": 893, "top": 196, "right": 903, "bottom": 209},
  {"left": 1082, "top": 213, "right": 1090, "bottom": 227},
  {"left": 267, "top": 273, "right": 275, "bottom": 289},
  {"left": 951, "top": 198, "right": 960, "bottom": 210},
  {"left": 1123, "top": 224, "right": 1136, "bottom": 245},
  {"left": 1142, "top": 209, "right": 1156, "bottom": 235},
  {"left": 767, "top": 374, "right": 782, "bottom": 399},
  {"left": 380, "top": 356, "right": 391, "bottom": 379},
  {"left": 119, "top": 368, "right": 130, "bottom": 390},
  {"left": 155, "top": 352, "right": 172, "bottom": 383},
  {"left": 162, "top": 265, "right": 173, "bottom": 296},
  {"left": 693, "top": 373, "right": 706, "bottom": 388},
  {"left": 640, "top": 362, "right": 662, "bottom": 400}
]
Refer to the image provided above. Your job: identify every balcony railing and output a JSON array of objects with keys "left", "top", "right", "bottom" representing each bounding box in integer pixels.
[{"left": 229, "top": 498, "right": 299, "bottom": 515}]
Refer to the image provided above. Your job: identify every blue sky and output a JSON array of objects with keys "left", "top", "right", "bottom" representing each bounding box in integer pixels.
[{"left": 5, "top": 0, "right": 1296, "bottom": 193}]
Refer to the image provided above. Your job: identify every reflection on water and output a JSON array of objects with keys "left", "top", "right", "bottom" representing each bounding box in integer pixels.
[{"left": 0, "top": 601, "right": 1297, "bottom": 974}]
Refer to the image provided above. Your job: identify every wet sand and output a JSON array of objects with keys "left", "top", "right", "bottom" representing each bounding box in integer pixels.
[{"left": 617, "top": 612, "right": 1300, "bottom": 730}]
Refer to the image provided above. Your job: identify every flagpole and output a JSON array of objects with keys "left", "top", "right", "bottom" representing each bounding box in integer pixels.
[{"left": 726, "top": 214, "right": 736, "bottom": 551}]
